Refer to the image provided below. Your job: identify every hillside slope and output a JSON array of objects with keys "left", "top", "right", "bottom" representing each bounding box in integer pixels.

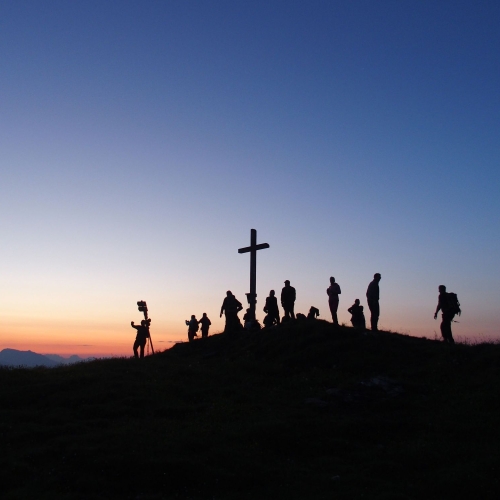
[{"left": 1, "top": 321, "right": 499, "bottom": 499}]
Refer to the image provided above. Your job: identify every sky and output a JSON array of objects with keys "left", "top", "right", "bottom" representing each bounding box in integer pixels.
[{"left": 1, "top": 0, "right": 499, "bottom": 356}]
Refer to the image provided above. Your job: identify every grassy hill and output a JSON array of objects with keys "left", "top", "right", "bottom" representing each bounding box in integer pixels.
[{"left": 1, "top": 321, "right": 499, "bottom": 499}]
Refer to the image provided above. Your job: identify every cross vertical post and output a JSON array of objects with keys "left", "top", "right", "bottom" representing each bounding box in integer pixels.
[{"left": 238, "top": 229, "right": 270, "bottom": 322}]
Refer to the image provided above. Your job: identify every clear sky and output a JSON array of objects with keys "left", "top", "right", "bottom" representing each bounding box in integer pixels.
[{"left": 1, "top": 0, "right": 499, "bottom": 356}]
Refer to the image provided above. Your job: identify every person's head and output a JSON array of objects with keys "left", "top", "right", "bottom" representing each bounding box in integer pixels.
[
  {"left": 354, "top": 299, "right": 360, "bottom": 305},
  {"left": 374, "top": 273, "right": 381, "bottom": 281},
  {"left": 191, "top": 315, "right": 196, "bottom": 319},
  {"left": 141, "top": 320, "right": 147, "bottom": 326},
  {"left": 202, "top": 312, "right": 207, "bottom": 317},
  {"left": 439, "top": 285, "right": 446, "bottom": 293},
  {"left": 270, "top": 290, "right": 275, "bottom": 297},
  {"left": 284, "top": 280, "right": 290, "bottom": 286},
  {"left": 226, "top": 290, "right": 232, "bottom": 296},
  {"left": 330, "top": 276, "right": 336, "bottom": 284}
]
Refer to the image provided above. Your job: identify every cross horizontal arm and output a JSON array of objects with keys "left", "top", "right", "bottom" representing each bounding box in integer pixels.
[{"left": 238, "top": 243, "right": 270, "bottom": 254}]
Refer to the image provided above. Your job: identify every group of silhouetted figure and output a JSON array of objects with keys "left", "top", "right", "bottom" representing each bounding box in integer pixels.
[
  {"left": 212, "top": 275, "right": 381, "bottom": 336},
  {"left": 131, "top": 274, "right": 462, "bottom": 357},
  {"left": 215, "top": 274, "right": 459, "bottom": 343}
]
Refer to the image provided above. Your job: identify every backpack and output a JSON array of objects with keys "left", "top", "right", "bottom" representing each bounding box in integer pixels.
[{"left": 447, "top": 293, "right": 461, "bottom": 315}]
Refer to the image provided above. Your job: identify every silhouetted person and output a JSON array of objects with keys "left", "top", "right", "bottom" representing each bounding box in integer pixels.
[
  {"left": 198, "top": 313, "right": 211, "bottom": 338},
  {"left": 263, "top": 290, "right": 280, "bottom": 325},
  {"left": 307, "top": 306, "right": 320, "bottom": 320},
  {"left": 131, "top": 319, "right": 150, "bottom": 359},
  {"left": 186, "top": 315, "right": 199, "bottom": 342},
  {"left": 434, "top": 285, "right": 461, "bottom": 344},
  {"left": 366, "top": 273, "right": 381, "bottom": 331},
  {"left": 263, "top": 313, "right": 278, "bottom": 329},
  {"left": 281, "top": 280, "right": 296, "bottom": 320},
  {"left": 326, "top": 277, "right": 341, "bottom": 325},
  {"left": 348, "top": 299, "right": 366, "bottom": 331},
  {"left": 220, "top": 290, "right": 243, "bottom": 333},
  {"left": 243, "top": 308, "right": 252, "bottom": 329}
]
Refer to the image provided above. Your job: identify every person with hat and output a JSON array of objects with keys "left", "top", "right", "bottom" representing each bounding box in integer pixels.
[{"left": 281, "top": 280, "right": 296, "bottom": 320}]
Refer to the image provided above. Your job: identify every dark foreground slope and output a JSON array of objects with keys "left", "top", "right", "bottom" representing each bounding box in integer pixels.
[{"left": 1, "top": 321, "right": 499, "bottom": 500}]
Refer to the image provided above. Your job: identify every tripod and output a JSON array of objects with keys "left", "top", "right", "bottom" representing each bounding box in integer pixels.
[{"left": 137, "top": 300, "right": 155, "bottom": 355}]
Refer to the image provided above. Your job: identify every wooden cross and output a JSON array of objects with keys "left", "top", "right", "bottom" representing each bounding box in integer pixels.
[{"left": 238, "top": 229, "right": 269, "bottom": 321}]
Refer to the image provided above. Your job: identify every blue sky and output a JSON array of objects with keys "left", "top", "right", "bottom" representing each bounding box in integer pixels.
[{"left": 1, "top": 1, "right": 499, "bottom": 354}]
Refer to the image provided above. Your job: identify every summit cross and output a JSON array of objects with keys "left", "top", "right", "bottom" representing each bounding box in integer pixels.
[{"left": 238, "top": 229, "right": 270, "bottom": 322}]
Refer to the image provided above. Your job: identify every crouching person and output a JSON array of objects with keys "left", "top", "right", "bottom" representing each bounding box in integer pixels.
[{"left": 348, "top": 299, "right": 366, "bottom": 331}]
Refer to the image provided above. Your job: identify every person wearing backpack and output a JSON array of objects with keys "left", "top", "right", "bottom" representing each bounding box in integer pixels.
[{"left": 434, "top": 285, "right": 461, "bottom": 344}]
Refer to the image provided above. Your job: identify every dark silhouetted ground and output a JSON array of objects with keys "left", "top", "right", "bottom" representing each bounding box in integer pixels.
[{"left": 1, "top": 321, "right": 499, "bottom": 499}]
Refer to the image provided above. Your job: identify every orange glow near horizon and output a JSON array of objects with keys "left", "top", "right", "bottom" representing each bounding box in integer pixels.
[{"left": 0, "top": 317, "right": 192, "bottom": 357}]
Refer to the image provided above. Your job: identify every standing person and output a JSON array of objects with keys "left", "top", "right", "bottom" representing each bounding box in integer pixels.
[
  {"left": 131, "top": 319, "right": 150, "bottom": 359},
  {"left": 263, "top": 290, "right": 280, "bottom": 325},
  {"left": 366, "top": 273, "right": 382, "bottom": 331},
  {"left": 326, "top": 277, "right": 342, "bottom": 325},
  {"left": 434, "top": 285, "right": 461, "bottom": 344},
  {"left": 220, "top": 291, "right": 243, "bottom": 333},
  {"left": 281, "top": 280, "right": 296, "bottom": 320},
  {"left": 348, "top": 299, "right": 366, "bottom": 331},
  {"left": 198, "top": 313, "right": 211, "bottom": 338},
  {"left": 186, "top": 315, "right": 199, "bottom": 342}
]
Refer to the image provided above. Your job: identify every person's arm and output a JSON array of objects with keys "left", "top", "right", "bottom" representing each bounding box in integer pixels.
[
  {"left": 131, "top": 322, "right": 139, "bottom": 330},
  {"left": 220, "top": 302, "right": 225, "bottom": 317},
  {"left": 434, "top": 299, "right": 441, "bottom": 319}
]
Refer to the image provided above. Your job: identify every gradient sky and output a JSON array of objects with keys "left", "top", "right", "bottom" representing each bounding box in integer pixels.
[{"left": 1, "top": 0, "right": 499, "bottom": 356}]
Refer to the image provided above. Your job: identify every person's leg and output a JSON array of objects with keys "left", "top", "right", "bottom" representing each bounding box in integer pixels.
[
  {"left": 330, "top": 299, "right": 339, "bottom": 324},
  {"left": 441, "top": 315, "right": 455, "bottom": 343},
  {"left": 139, "top": 342, "right": 145, "bottom": 358},
  {"left": 369, "top": 301, "right": 379, "bottom": 331},
  {"left": 290, "top": 304, "right": 295, "bottom": 320},
  {"left": 133, "top": 339, "right": 140, "bottom": 359},
  {"left": 283, "top": 305, "right": 290, "bottom": 319}
]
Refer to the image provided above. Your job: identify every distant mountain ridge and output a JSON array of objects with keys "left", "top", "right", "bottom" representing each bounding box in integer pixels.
[{"left": 0, "top": 349, "right": 89, "bottom": 368}]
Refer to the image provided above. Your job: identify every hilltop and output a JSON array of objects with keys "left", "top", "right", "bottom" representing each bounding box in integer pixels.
[{"left": 1, "top": 321, "right": 499, "bottom": 499}]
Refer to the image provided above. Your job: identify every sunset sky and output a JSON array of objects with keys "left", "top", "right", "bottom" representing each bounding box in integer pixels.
[{"left": 1, "top": 1, "right": 499, "bottom": 356}]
